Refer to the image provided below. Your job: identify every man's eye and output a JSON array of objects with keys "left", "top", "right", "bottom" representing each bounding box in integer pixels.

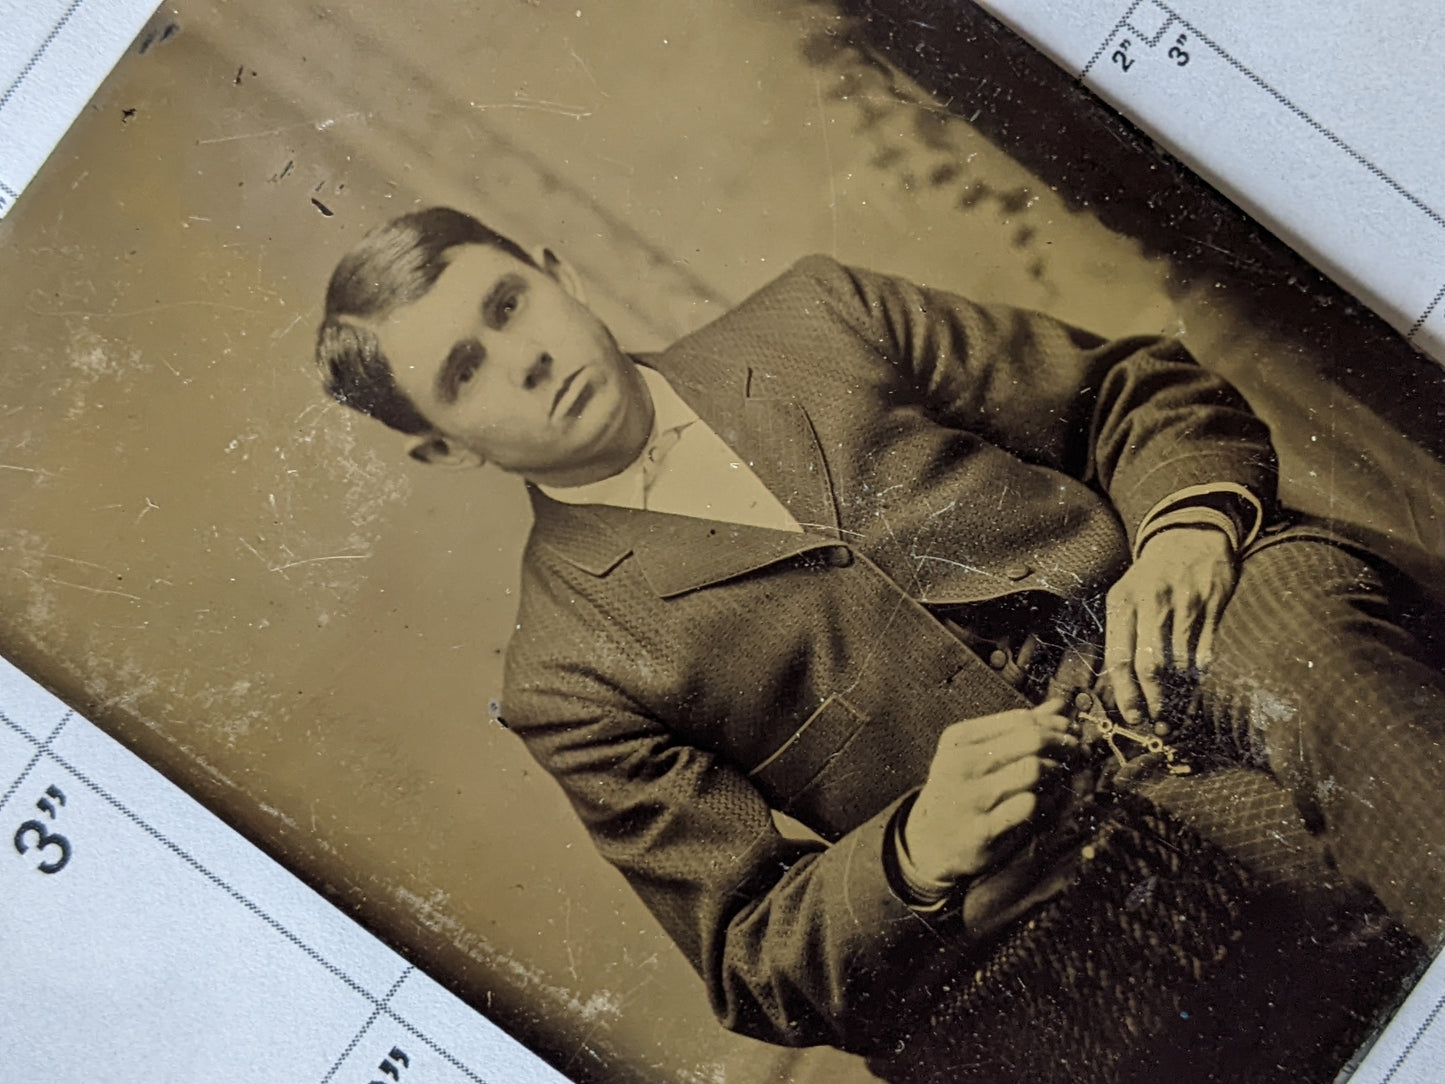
[
  {"left": 483, "top": 276, "right": 526, "bottom": 329},
  {"left": 451, "top": 344, "right": 483, "bottom": 389}
]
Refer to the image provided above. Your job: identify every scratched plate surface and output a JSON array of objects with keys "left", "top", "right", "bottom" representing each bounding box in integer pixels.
[
  {"left": 971, "top": 0, "right": 1445, "bottom": 365},
  {"left": 0, "top": 653, "right": 572, "bottom": 1084}
]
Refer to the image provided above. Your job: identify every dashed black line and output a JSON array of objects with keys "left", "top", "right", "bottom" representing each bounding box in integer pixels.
[
  {"left": 14, "top": 738, "right": 492, "bottom": 1080},
  {"left": 1163, "top": 9, "right": 1445, "bottom": 232},
  {"left": 1081, "top": 0, "right": 1145, "bottom": 79},
  {"left": 1125, "top": 2, "right": 1177, "bottom": 48},
  {"left": 0, "top": 178, "right": 18, "bottom": 200},
  {"left": 2, "top": 690, "right": 501, "bottom": 1081},
  {"left": 0, "top": 710, "right": 73, "bottom": 815},
  {"left": 0, "top": 0, "right": 88, "bottom": 118},
  {"left": 0, "top": 747, "right": 45, "bottom": 815},
  {"left": 321, "top": 968, "right": 415, "bottom": 1084},
  {"left": 387, "top": 1012, "right": 495, "bottom": 1084},
  {"left": 1377, "top": 988, "right": 1445, "bottom": 1083},
  {"left": 1408, "top": 282, "right": 1445, "bottom": 342},
  {"left": 1085, "top": 2, "right": 1445, "bottom": 344},
  {"left": 46, "top": 746, "right": 383, "bottom": 1000}
]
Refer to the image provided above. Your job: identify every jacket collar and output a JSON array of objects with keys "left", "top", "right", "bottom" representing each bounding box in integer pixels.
[
  {"left": 529, "top": 491, "right": 837, "bottom": 597},
  {"left": 527, "top": 349, "right": 841, "bottom": 597}
]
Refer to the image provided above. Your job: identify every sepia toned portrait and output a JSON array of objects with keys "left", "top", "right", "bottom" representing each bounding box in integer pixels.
[{"left": 4, "top": 3, "right": 1444, "bottom": 1081}]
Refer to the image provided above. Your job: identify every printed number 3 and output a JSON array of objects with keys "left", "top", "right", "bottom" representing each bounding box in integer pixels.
[{"left": 14, "top": 820, "right": 71, "bottom": 874}]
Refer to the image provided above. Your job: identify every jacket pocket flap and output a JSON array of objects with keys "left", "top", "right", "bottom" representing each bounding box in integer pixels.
[{"left": 749, "top": 695, "right": 869, "bottom": 820}]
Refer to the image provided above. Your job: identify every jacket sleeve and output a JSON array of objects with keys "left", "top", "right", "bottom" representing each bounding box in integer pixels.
[
  {"left": 799, "top": 255, "right": 1278, "bottom": 550},
  {"left": 503, "top": 557, "right": 972, "bottom": 1055}
]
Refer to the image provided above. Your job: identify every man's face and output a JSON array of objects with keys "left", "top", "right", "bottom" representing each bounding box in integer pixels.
[{"left": 371, "top": 243, "right": 650, "bottom": 485}]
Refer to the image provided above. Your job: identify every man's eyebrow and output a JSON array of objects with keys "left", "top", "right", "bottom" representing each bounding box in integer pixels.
[{"left": 435, "top": 338, "right": 482, "bottom": 405}]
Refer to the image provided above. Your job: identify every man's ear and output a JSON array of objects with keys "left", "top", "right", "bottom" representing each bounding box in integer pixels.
[
  {"left": 530, "top": 244, "right": 588, "bottom": 305},
  {"left": 405, "top": 433, "right": 485, "bottom": 469}
]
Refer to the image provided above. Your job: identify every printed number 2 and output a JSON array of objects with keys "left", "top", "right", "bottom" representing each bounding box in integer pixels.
[
  {"left": 1112, "top": 39, "right": 1134, "bottom": 72},
  {"left": 14, "top": 820, "right": 71, "bottom": 874}
]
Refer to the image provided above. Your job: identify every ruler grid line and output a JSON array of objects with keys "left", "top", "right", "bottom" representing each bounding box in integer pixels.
[
  {"left": 1076, "top": 2, "right": 1445, "bottom": 342},
  {"left": 321, "top": 967, "right": 416, "bottom": 1084},
  {"left": 22, "top": 741, "right": 493, "bottom": 1082},
  {"left": 1378, "top": 987, "right": 1445, "bottom": 1083},
  {"left": 0, "top": 709, "right": 73, "bottom": 815},
  {"left": 1407, "top": 282, "right": 1445, "bottom": 342},
  {"left": 1150, "top": 6, "right": 1445, "bottom": 234},
  {"left": 1080, "top": 0, "right": 1146, "bottom": 79},
  {"left": 0, "top": 747, "right": 48, "bottom": 816},
  {"left": 0, "top": 0, "right": 90, "bottom": 119},
  {"left": 1126, "top": 3, "right": 1177, "bottom": 48},
  {"left": 386, "top": 1009, "right": 496, "bottom": 1084},
  {"left": 42, "top": 745, "right": 383, "bottom": 1002},
  {"left": 0, "top": 179, "right": 18, "bottom": 199}
]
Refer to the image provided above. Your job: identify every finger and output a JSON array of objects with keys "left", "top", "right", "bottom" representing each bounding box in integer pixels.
[
  {"left": 981, "top": 755, "right": 1044, "bottom": 808},
  {"left": 1196, "top": 594, "right": 1222, "bottom": 673},
  {"left": 1037, "top": 727, "right": 1080, "bottom": 759},
  {"left": 1105, "top": 590, "right": 1143, "bottom": 724},
  {"left": 1135, "top": 596, "right": 1169, "bottom": 720},
  {"left": 1170, "top": 593, "right": 1202, "bottom": 677},
  {"left": 947, "top": 707, "right": 1042, "bottom": 745},
  {"left": 976, "top": 724, "right": 1050, "bottom": 767},
  {"left": 999, "top": 728, "right": 1080, "bottom": 771},
  {"left": 1030, "top": 697, "right": 1070, "bottom": 731},
  {"left": 985, "top": 791, "right": 1038, "bottom": 839},
  {"left": 985, "top": 756, "right": 1071, "bottom": 810}
]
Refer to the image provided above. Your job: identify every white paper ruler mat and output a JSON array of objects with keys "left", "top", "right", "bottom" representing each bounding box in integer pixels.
[
  {"left": 0, "top": 0, "right": 160, "bottom": 218},
  {"left": 1349, "top": 946, "right": 1445, "bottom": 1084},
  {"left": 0, "top": 653, "right": 572, "bottom": 1084},
  {"left": 973, "top": 0, "right": 1445, "bottom": 367}
]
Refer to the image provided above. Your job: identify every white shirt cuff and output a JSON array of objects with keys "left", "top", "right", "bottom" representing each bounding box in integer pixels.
[{"left": 1133, "top": 482, "right": 1263, "bottom": 560}]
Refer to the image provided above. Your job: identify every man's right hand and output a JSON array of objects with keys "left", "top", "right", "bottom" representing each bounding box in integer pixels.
[{"left": 903, "top": 699, "right": 1074, "bottom": 887}]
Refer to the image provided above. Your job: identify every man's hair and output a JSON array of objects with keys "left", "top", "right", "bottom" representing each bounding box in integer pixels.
[{"left": 314, "top": 207, "right": 535, "bottom": 435}]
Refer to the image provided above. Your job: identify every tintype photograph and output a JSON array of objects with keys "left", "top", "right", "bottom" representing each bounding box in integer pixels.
[{"left": 3, "top": 2, "right": 1445, "bottom": 1081}]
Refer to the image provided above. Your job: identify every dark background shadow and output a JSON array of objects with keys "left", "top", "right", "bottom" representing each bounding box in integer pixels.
[{"left": 824, "top": 0, "right": 1445, "bottom": 460}]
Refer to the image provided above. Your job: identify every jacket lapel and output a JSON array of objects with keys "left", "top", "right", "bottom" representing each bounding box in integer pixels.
[{"left": 529, "top": 488, "right": 835, "bottom": 598}]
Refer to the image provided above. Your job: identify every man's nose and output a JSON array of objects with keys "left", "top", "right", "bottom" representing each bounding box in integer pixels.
[{"left": 518, "top": 350, "right": 552, "bottom": 391}]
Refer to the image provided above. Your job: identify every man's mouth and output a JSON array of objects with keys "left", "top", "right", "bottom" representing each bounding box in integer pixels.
[
  {"left": 551, "top": 369, "right": 583, "bottom": 418},
  {"left": 551, "top": 367, "right": 594, "bottom": 420}
]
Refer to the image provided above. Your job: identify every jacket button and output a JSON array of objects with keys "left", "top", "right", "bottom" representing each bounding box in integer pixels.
[
  {"left": 988, "top": 649, "right": 1010, "bottom": 670},
  {"left": 826, "top": 546, "right": 854, "bottom": 568},
  {"left": 1073, "top": 691, "right": 1094, "bottom": 713},
  {"left": 1004, "top": 563, "right": 1032, "bottom": 581}
]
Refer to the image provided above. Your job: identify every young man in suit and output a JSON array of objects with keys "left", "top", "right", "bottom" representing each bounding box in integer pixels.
[{"left": 314, "top": 207, "right": 1444, "bottom": 1080}]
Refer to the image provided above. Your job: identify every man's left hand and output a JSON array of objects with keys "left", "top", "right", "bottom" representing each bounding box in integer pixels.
[{"left": 1104, "top": 527, "right": 1236, "bottom": 725}]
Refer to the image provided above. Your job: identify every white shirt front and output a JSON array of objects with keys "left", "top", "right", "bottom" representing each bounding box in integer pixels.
[{"left": 539, "top": 365, "right": 803, "bottom": 534}]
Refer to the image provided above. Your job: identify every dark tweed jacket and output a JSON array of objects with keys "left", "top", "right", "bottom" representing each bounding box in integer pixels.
[{"left": 503, "top": 256, "right": 1278, "bottom": 1053}]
